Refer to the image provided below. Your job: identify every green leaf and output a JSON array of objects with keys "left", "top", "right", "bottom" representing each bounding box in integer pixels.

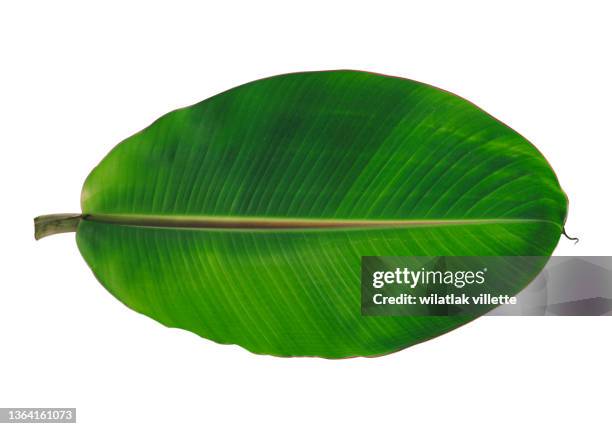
[{"left": 37, "top": 70, "right": 568, "bottom": 358}]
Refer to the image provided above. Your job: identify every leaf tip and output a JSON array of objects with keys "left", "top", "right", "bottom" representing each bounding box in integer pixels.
[{"left": 562, "top": 227, "right": 579, "bottom": 244}]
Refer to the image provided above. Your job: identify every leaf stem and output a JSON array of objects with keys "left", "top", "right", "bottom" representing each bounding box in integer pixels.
[{"left": 34, "top": 214, "right": 82, "bottom": 240}]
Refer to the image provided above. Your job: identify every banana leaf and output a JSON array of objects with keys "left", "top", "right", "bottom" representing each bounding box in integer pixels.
[{"left": 35, "top": 70, "right": 568, "bottom": 358}]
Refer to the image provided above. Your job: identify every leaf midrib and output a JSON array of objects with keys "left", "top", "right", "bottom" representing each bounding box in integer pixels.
[{"left": 83, "top": 214, "right": 560, "bottom": 231}]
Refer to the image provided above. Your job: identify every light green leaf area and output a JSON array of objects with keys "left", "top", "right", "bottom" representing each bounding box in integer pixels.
[{"left": 77, "top": 70, "right": 567, "bottom": 358}]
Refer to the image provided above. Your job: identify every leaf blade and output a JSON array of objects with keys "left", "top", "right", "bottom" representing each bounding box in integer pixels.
[
  {"left": 74, "top": 70, "right": 567, "bottom": 357},
  {"left": 77, "top": 221, "right": 560, "bottom": 357}
]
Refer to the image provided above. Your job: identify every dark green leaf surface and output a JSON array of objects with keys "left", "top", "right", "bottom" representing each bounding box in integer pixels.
[{"left": 75, "top": 70, "right": 567, "bottom": 357}]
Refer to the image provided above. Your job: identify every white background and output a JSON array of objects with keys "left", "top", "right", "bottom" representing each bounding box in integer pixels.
[{"left": 1, "top": 1, "right": 610, "bottom": 428}]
